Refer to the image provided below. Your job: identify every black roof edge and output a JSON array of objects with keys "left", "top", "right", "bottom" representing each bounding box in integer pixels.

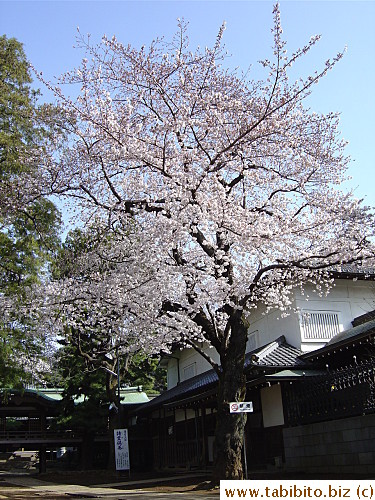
[
  {"left": 162, "top": 387, "right": 218, "bottom": 409},
  {"left": 352, "top": 310, "right": 375, "bottom": 327},
  {"left": 330, "top": 269, "right": 375, "bottom": 280},
  {"left": 299, "top": 321, "right": 375, "bottom": 361}
]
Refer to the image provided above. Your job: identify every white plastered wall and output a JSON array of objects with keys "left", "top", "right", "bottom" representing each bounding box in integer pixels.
[
  {"left": 247, "top": 279, "right": 375, "bottom": 353},
  {"left": 166, "top": 279, "right": 375, "bottom": 385},
  {"left": 166, "top": 343, "right": 220, "bottom": 389}
]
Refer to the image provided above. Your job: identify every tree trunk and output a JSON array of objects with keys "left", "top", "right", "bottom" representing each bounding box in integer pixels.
[{"left": 213, "top": 311, "right": 248, "bottom": 482}]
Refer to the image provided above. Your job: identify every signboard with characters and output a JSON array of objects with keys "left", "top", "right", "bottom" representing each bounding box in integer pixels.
[
  {"left": 114, "top": 428, "right": 130, "bottom": 471},
  {"left": 229, "top": 401, "right": 253, "bottom": 413}
]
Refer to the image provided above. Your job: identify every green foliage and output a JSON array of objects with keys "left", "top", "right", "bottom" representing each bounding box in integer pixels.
[
  {"left": 0, "top": 35, "right": 62, "bottom": 388},
  {"left": 0, "top": 199, "right": 61, "bottom": 295},
  {"left": 127, "top": 353, "right": 166, "bottom": 394},
  {"left": 0, "top": 35, "right": 37, "bottom": 178},
  {"left": 51, "top": 224, "right": 118, "bottom": 281},
  {"left": 0, "top": 320, "right": 47, "bottom": 388},
  {"left": 52, "top": 338, "right": 110, "bottom": 434},
  {"left": 52, "top": 340, "right": 166, "bottom": 433}
]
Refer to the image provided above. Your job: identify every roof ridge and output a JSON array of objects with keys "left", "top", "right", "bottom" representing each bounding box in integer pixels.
[
  {"left": 352, "top": 310, "right": 375, "bottom": 327},
  {"left": 327, "top": 317, "right": 375, "bottom": 345},
  {"left": 256, "top": 335, "right": 286, "bottom": 360}
]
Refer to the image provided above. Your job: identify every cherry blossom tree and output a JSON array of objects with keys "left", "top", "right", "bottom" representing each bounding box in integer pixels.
[
  {"left": 36, "top": 224, "right": 166, "bottom": 468},
  {"left": 39, "top": 5, "right": 375, "bottom": 479}
]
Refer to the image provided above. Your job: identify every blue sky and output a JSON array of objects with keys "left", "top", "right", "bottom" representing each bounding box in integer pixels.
[{"left": 2, "top": 1, "right": 375, "bottom": 210}]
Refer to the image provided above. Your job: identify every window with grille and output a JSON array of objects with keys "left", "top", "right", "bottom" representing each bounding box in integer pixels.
[{"left": 300, "top": 311, "right": 341, "bottom": 341}]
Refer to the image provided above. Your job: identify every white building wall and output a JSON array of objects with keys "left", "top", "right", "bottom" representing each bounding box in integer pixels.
[
  {"left": 165, "top": 279, "right": 375, "bottom": 387},
  {"left": 247, "top": 279, "right": 375, "bottom": 353},
  {"left": 296, "top": 280, "right": 375, "bottom": 352},
  {"left": 166, "top": 358, "right": 180, "bottom": 390},
  {"left": 246, "top": 302, "right": 301, "bottom": 352},
  {"left": 166, "top": 343, "right": 220, "bottom": 389}
]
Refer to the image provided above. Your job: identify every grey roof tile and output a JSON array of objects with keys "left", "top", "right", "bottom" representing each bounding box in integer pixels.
[
  {"left": 328, "top": 319, "right": 375, "bottom": 345},
  {"left": 245, "top": 336, "right": 305, "bottom": 368},
  {"left": 352, "top": 310, "right": 375, "bottom": 327},
  {"left": 138, "top": 370, "right": 218, "bottom": 412}
]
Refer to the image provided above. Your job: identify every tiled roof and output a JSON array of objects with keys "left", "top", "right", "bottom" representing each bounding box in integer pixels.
[
  {"left": 0, "top": 387, "right": 149, "bottom": 407},
  {"left": 137, "top": 369, "right": 219, "bottom": 412},
  {"left": 352, "top": 310, "right": 375, "bottom": 327},
  {"left": 245, "top": 336, "right": 305, "bottom": 368},
  {"left": 300, "top": 318, "right": 375, "bottom": 360},
  {"left": 247, "top": 369, "right": 326, "bottom": 388},
  {"left": 331, "top": 265, "right": 375, "bottom": 278},
  {"left": 137, "top": 336, "right": 305, "bottom": 413},
  {"left": 328, "top": 319, "right": 375, "bottom": 346},
  {"left": 0, "top": 389, "right": 61, "bottom": 409}
]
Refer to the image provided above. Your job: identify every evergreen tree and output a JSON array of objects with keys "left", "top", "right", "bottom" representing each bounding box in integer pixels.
[{"left": 0, "top": 35, "right": 61, "bottom": 387}]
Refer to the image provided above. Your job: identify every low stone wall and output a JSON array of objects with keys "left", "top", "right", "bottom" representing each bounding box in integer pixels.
[{"left": 283, "top": 414, "right": 375, "bottom": 474}]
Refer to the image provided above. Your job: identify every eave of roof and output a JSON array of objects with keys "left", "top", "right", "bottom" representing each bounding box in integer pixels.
[
  {"left": 330, "top": 265, "right": 375, "bottom": 280},
  {"left": 352, "top": 310, "right": 375, "bottom": 327},
  {"left": 300, "top": 319, "right": 375, "bottom": 361},
  {"left": 0, "top": 389, "right": 62, "bottom": 407},
  {"left": 246, "top": 369, "right": 325, "bottom": 388},
  {"left": 0, "top": 387, "right": 149, "bottom": 407},
  {"left": 135, "top": 369, "right": 219, "bottom": 414},
  {"left": 163, "top": 387, "right": 218, "bottom": 409}
]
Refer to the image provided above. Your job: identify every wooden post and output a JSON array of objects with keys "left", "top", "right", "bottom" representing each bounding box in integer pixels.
[{"left": 201, "top": 406, "right": 207, "bottom": 466}]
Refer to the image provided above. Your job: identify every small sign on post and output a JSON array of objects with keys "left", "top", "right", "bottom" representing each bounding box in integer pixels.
[
  {"left": 229, "top": 401, "right": 253, "bottom": 413},
  {"left": 114, "top": 428, "right": 130, "bottom": 471}
]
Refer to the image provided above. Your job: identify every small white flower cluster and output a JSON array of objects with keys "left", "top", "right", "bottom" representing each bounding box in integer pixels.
[{"left": 31, "top": 9, "right": 375, "bottom": 367}]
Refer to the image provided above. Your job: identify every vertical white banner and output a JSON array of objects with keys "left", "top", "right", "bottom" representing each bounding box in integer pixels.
[{"left": 114, "top": 428, "right": 130, "bottom": 471}]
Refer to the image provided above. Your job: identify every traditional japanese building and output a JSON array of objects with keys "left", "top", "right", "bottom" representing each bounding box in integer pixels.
[
  {"left": 0, "top": 386, "right": 149, "bottom": 472},
  {"left": 132, "top": 271, "right": 375, "bottom": 474}
]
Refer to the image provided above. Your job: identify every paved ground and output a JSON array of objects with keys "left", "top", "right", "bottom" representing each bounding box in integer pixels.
[
  {"left": 0, "top": 471, "right": 219, "bottom": 499},
  {"left": 3, "top": 469, "right": 375, "bottom": 499}
]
